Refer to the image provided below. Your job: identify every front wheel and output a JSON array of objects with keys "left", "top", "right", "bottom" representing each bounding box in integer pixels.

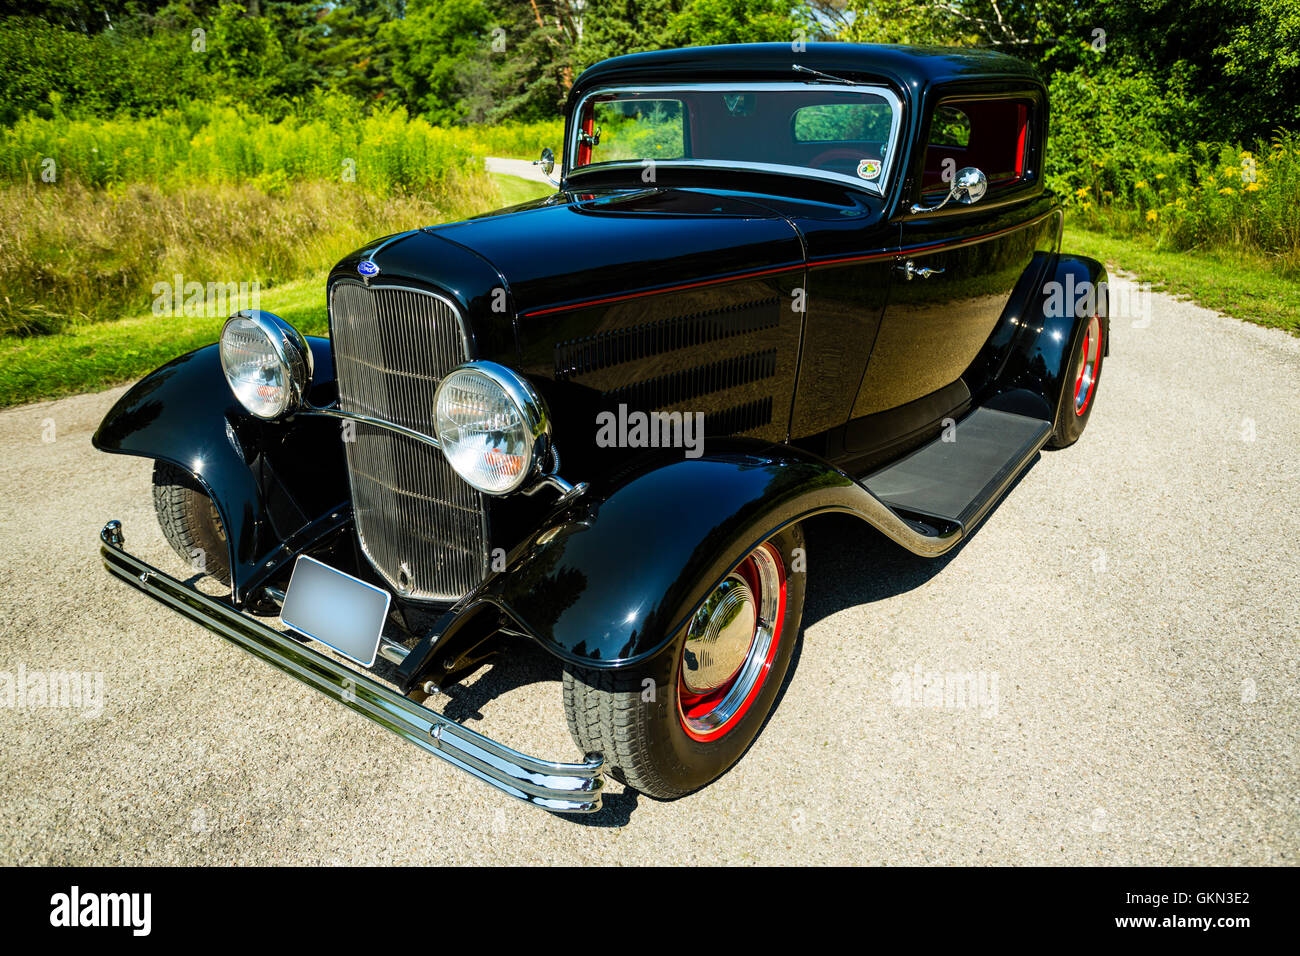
[
  {"left": 562, "top": 524, "right": 805, "bottom": 799},
  {"left": 151, "top": 460, "right": 231, "bottom": 585}
]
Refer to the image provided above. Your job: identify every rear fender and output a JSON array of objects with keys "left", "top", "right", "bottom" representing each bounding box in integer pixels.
[
  {"left": 985, "top": 253, "right": 1109, "bottom": 420},
  {"left": 92, "top": 337, "right": 348, "bottom": 601}
]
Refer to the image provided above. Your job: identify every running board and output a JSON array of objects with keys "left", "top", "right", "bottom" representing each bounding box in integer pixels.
[{"left": 857, "top": 407, "right": 1052, "bottom": 557}]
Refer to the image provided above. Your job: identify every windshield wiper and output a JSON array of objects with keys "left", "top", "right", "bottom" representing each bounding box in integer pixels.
[{"left": 792, "top": 64, "right": 868, "bottom": 86}]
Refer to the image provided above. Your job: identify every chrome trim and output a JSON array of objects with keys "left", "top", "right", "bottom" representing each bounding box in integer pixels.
[
  {"left": 534, "top": 147, "right": 561, "bottom": 187},
  {"left": 567, "top": 82, "right": 904, "bottom": 196},
  {"left": 854, "top": 419, "right": 1052, "bottom": 557},
  {"left": 296, "top": 406, "right": 441, "bottom": 451},
  {"left": 219, "top": 310, "right": 314, "bottom": 419},
  {"left": 99, "top": 521, "right": 604, "bottom": 813},
  {"left": 909, "top": 165, "right": 988, "bottom": 215},
  {"left": 523, "top": 474, "right": 588, "bottom": 504},
  {"left": 299, "top": 403, "right": 589, "bottom": 505},
  {"left": 433, "top": 361, "right": 552, "bottom": 496},
  {"left": 681, "top": 574, "right": 757, "bottom": 694},
  {"left": 328, "top": 280, "right": 487, "bottom": 602},
  {"left": 679, "top": 545, "right": 780, "bottom": 735},
  {"left": 379, "top": 638, "right": 411, "bottom": 665}
]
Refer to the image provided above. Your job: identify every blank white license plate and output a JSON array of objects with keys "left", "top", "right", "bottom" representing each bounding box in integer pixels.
[{"left": 280, "top": 555, "right": 391, "bottom": 667}]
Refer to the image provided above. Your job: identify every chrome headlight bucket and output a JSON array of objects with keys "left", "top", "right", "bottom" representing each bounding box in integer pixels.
[
  {"left": 434, "top": 361, "right": 551, "bottom": 495},
  {"left": 219, "top": 310, "right": 313, "bottom": 419}
]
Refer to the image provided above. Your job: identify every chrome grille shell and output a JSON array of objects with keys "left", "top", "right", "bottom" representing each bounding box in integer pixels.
[{"left": 328, "top": 279, "right": 488, "bottom": 602}]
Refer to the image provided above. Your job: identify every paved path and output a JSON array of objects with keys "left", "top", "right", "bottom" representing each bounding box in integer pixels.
[
  {"left": 485, "top": 156, "right": 554, "bottom": 185},
  {"left": 1, "top": 276, "right": 1296, "bottom": 864}
]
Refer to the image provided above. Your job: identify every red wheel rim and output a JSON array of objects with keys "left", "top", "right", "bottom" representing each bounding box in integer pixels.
[
  {"left": 677, "top": 541, "right": 788, "bottom": 742},
  {"left": 1073, "top": 314, "right": 1102, "bottom": 416}
]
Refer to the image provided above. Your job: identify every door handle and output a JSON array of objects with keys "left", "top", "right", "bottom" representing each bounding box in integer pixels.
[{"left": 897, "top": 259, "right": 944, "bottom": 281}]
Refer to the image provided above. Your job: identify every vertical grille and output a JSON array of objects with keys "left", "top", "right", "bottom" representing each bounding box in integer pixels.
[{"left": 329, "top": 280, "right": 487, "bottom": 602}]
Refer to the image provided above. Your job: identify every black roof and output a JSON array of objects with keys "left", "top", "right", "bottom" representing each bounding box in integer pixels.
[{"left": 572, "top": 42, "right": 1039, "bottom": 101}]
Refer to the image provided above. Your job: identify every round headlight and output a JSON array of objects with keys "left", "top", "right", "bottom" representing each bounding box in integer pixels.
[
  {"left": 219, "top": 311, "right": 312, "bottom": 419},
  {"left": 434, "top": 362, "right": 550, "bottom": 495}
]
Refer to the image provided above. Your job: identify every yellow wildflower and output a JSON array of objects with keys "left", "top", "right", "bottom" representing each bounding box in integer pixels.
[
  {"left": 1074, "top": 187, "right": 1089, "bottom": 198},
  {"left": 1245, "top": 182, "right": 1261, "bottom": 192},
  {"left": 1218, "top": 187, "right": 1236, "bottom": 195},
  {"left": 1135, "top": 180, "right": 1148, "bottom": 189},
  {"left": 1146, "top": 210, "right": 1158, "bottom": 222},
  {"left": 1155, "top": 173, "right": 1166, "bottom": 180}
]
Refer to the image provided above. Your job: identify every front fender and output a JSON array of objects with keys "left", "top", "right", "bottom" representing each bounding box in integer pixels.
[
  {"left": 473, "top": 443, "right": 868, "bottom": 670},
  {"left": 93, "top": 336, "right": 347, "bottom": 601}
]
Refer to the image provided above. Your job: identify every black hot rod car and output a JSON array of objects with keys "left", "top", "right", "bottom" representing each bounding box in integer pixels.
[{"left": 95, "top": 43, "right": 1107, "bottom": 813}]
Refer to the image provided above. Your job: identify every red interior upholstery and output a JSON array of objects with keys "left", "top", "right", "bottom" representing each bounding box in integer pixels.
[{"left": 921, "top": 99, "right": 1030, "bottom": 194}]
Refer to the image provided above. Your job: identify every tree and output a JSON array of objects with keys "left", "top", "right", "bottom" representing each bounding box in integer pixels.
[
  {"left": 384, "top": 0, "right": 494, "bottom": 122},
  {"left": 668, "top": 0, "right": 811, "bottom": 47},
  {"left": 310, "top": 1, "right": 400, "bottom": 104},
  {"left": 576, "top": 0, "right": 679, "bottom": 73}
]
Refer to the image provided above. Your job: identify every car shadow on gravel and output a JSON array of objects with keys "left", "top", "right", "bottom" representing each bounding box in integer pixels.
[
  {"left": 799, "top": 461, "right": 1036, "bottom": 630},
  {"left": 798, "top": 513, "right": 965, "bottom": 631},
  {"left": 421, "top": 465, "right": 1033, "bottom": 827}
]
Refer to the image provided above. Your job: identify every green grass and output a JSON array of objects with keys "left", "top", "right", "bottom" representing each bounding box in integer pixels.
[
  {"left": 490, "top": 172, "right": 553, "bottom": 207},
  {"left": 0, "top": 172, "right": 551, "bottom": 407},
  {"left": 1065, "top": 225, "right": 1300, "bottom": 335},
  {"left": 0, "top": 277, "right": 327, "bottom": 407}
]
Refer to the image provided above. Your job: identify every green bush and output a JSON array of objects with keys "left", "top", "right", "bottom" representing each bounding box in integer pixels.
[
  {"left": 462, "top": 120, "right": 566, "bottom": 159},
  {"left": 0, "top": 100, "right": 564, "bottom": 335},
  {"left": 0, "top": 95, "right": 489, "bottom": 193},
  {"left": 1049, "top": 64, "right": 1300, "bottom": 271}
]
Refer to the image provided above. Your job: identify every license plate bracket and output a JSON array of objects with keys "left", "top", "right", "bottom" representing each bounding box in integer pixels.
[{"left": 280, "top": 555, "right": 391, "bottom": 667}]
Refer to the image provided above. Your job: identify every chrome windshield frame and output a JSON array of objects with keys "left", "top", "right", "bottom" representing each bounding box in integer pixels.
[{"left": 566, "top": 81, "right": 905, "bottom": 197}]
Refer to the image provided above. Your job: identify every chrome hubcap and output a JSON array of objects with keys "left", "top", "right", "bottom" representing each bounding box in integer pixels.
[
  {"left": 682, "top": 575, "right": 757, "bottom": 693},
  {"left": 1073, "top": 314, "right": 1102, "bottom": 416},
  {"left": 678, "top": 544, "right": 784, "bottom": 738}
]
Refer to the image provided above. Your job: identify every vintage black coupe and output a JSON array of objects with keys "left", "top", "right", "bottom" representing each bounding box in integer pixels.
[{"left": 95, "top": 43, "right": 1107, "bottom": 813}]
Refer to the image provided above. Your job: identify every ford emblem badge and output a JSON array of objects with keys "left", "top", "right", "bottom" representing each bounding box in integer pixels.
[{"left": 357, "top": 260, "right": 380, "bottom": 277}]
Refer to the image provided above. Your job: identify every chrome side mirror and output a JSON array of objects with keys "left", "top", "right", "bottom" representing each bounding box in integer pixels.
[
  {"left": 910, "top": 166, "right": 988, "bottom": 214},
  {"left": 534, "top": 147, "right": 560, "bottom": 187}
]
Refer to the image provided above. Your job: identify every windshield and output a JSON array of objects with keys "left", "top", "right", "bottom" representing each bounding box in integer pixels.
[{"left": 569, "top": 83, "right": 901, "bottom": 194}]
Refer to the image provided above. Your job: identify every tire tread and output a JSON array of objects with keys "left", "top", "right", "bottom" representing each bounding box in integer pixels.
[
  {"left": 562, "top": 667, "right": 690, "bottom": 799},
  {"left": 151, "top": 460, "right": 231, "bottom": 585}
]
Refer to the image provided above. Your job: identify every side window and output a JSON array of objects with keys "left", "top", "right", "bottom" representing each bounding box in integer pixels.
[
  {"left": 920, "top": 98, "right": 1031, "bottom": 199},
  {"left": 581, "top": 99, "right": 686, "bottom": 166}
]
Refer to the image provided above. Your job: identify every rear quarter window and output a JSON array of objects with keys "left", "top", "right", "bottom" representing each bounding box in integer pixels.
[{"left": 920, "top": 97, "right": 1032, "bottom": 198}]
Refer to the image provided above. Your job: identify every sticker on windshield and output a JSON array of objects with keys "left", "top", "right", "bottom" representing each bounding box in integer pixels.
[{"left": 857, "top": 159, "right": 882, "bottom": 181}]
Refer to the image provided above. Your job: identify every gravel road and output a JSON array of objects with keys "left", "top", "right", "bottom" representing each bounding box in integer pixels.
[
  {"left": 1, "top": 275, "right": 1296, "bottom": 865},
  {"left": 484, "top": 156, "right": 554, "bottom": 184}
]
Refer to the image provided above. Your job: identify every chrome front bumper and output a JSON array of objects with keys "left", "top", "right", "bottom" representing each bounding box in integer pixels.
[{"left": 99, "top": 521, "right": 604, "bottom": 813}]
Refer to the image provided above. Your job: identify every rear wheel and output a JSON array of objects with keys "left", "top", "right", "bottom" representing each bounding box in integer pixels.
[
  {"left": 1048, "top": 312, "right": 1105, "bottom": 448},
  {"left": 563, "top": 524, "right": 805, "bottom": 799},
  {"left": 151, "top": 460, "right": 231, "bottom": 585}
]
